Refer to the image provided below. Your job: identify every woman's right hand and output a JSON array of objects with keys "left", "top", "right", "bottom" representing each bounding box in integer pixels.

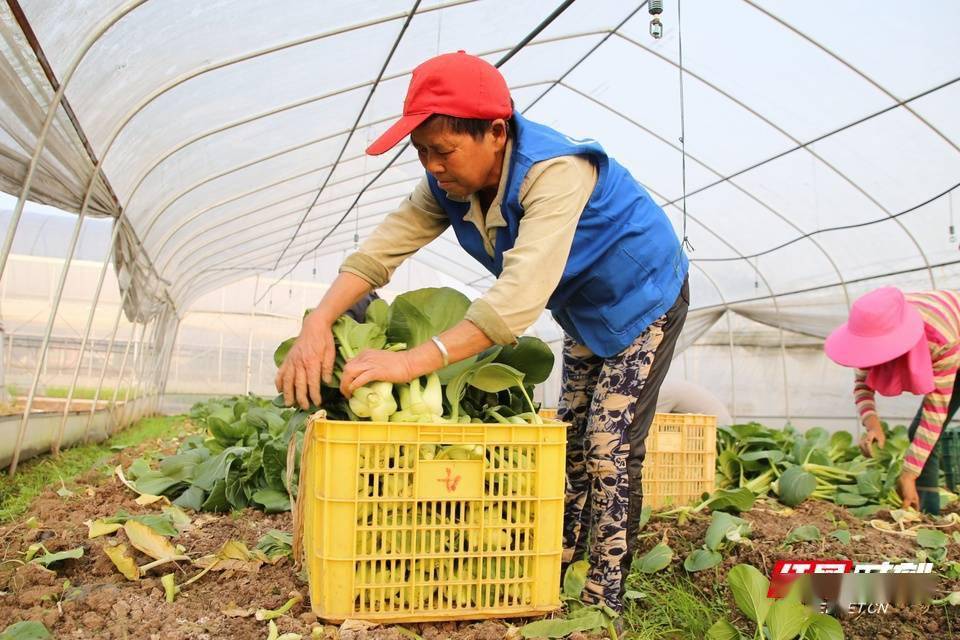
[
  {"left": 858, "top": 415, "right": 886, "bottom": 458},
  {"left": 275, "top": 311, "right": 337, "bottom": 410}
]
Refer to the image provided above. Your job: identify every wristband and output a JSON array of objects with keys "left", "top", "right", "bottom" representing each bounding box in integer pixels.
[{"left": 430, "top": 335, "right": 449, "bottom": 367}]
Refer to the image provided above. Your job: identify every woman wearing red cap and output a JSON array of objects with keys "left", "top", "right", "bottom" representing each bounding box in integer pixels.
[
  {"left": 825, "top": 287, "right": 960, "bottom": 514},
  {"left": 277, "top": 51, "right": 689, "bottom": 611}
]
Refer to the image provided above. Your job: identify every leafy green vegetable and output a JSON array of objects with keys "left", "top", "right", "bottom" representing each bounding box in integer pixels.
[
  {"left": 273, "top": 338, "right": 295, "bottom": 368},
  {"left": 803, "top": 614, "right": 844, "bottom": 640},
  {"left": 705, "top": 511, "right": 750, "bottom": 551},
  {"left": 717, "top": 421, "right": 909, "bottom": 513},
  {"left": 130, "top": 288, "right": 558, "bottom": 517},
  {"left": 783, "top": 525, "right": 821, "bottom": 546},
  {"left": 0, "top": 621, "right": 51, "bottom": 640},
  {"left": 102, "top": 511, "right": 179, "bottom": 537},
  {"left": 252, "top": 488, "right": 290, "bottom": 514},
  {"left": 684, "top": 549, "right": 722, "bottom": 572},
  {"left": 766, "top": 598, "right": 811, "bottom": 640},
  {"left": 493, "top": 336, "right": 555, "bottom": 384},
  {"left": 705, "top": 619, "right": 741, "bottom": 640},
  {"left": 562, "top": 560, "right": 588, "bottom": 600},
  {"left": 520, "top": 611, "right": 606, "bottom": 638},
  {"left": 701, "top": 488, "right": 756, "bottom": 514},
  {"left": 828, "top": 530, "right": 851, "bottom": 545},
  {"left": 386, "top": 287, "right": 471, "bottom": 348},
  {"left": 917, "top": 528, "right": 949, "bottom": 549},
  {"left": 727, "top": 564, "right": 770, "bottom": 625},
  {"left": 633, "top": 542, "right": 673, "bottom": 574},
  {"left": 255, "top": 592, "right": 303, "bottom": 621},
  {"left": 775, "top": 466, "right": 817, "bottom": 507},
  {"left": 256, "top": 529, "right": 293, "bottom": 561},
  {"left": 27, "top": 544, "right": 83, "bottom": 567}
]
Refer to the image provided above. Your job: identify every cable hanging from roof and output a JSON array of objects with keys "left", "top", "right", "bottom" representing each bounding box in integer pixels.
[
  {"left": 675, "top": 0, "right": 694, "bottom": 254},
  {"left": 271, "top": 0, "right": 423, "bottom": 271},
  {"left": 694, "top": 181, "right": 960, "bottom": 263}
]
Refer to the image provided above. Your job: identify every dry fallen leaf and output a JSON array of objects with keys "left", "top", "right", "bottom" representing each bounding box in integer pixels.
[
  {"left": 123, "top": 520, "right": 180, "bottom": 561},
  {"left": 135, "top": 494, "right": 169, "bottom": 507},
  {"left": 86, "top": 519, "right": 123, "bottom": 539},
  {"left": 221, "top": 604, "right": 256, "bottom": 618},
  {"left": 104, "top": 543, "right": 140, "bottom": 581},
  {"left": 339, "top": 619, "right": 378, "bottom": 633},
  {"left": 504, "top": 625, "right": 523, "bottom": 640},
  {"left": 114, "top": 465, "right": 165, "bottom": 504},
  {"left": 194, "top": 540, "right": 263, "bottom": 573}
]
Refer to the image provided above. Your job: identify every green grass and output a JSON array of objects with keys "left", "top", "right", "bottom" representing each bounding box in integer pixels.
[
  {"left": 622, "top": 570, "right": 728, "bottom": 639},
  {"left": 6, "top": 385, "right": 135, "bottom": 400},
  {"left": 0, "top": 415, "right": 191, "bottom": 524},
  {"left": 41, "top": 386, "right": 134, "bottom": 400}
]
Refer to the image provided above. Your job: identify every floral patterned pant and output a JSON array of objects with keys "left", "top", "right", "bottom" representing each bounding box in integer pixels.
[{"left": 559, "top": 278, "right": 688, "bottom": 611}]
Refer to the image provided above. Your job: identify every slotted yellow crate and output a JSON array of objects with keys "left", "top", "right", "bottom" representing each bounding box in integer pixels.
[
  {"left": 297, "top": 413, "right": 566, "bottom": 623},
  {"left": 643, "top": 413, "right": 717, "bottom": 508},
  {"left": 537, "top": 409, "right": 716, "bottom": 508}
]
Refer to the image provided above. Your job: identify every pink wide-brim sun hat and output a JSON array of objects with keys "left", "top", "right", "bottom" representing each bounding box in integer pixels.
[{"left": 824, "top": 287, "right": 924, "bottom": 368}]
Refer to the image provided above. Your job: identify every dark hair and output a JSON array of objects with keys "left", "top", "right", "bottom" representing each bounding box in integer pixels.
[{"left": 424, "top": 99, "right": 516, "bottom": 140}]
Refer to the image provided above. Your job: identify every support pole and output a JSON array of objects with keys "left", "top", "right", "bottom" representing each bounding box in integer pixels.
[
  {"left": 84, "top": 292, "right": 128, "bottom": 440},
  {"left": 157, "top": 318, "right": 181, "bottom": 412},
  {"left": 9, "top": 209, "right": 87, "bottom": 475},
  {"left": 106, "top": 321, "right": 139, "bottom": 435},
  {"left": 53, "top": 223, "right": 123, "bottom": 455}
]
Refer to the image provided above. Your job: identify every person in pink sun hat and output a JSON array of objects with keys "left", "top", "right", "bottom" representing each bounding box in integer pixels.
[{"left": 825, "top": 287, "right": 960, "bottom": 514}]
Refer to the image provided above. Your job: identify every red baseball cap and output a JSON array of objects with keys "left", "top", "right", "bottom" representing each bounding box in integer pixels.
[{"left": 366, "top": 50, "right": 512, "bottom": 156}]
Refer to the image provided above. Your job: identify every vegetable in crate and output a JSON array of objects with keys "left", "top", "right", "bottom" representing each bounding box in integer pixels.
[{"left": 274, "top": 287, "right": 555, "bottom": 426}]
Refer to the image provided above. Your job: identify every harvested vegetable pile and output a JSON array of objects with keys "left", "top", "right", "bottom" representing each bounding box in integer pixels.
[{"left": 717, "top": 421, "right": 917, "bottom": 517}]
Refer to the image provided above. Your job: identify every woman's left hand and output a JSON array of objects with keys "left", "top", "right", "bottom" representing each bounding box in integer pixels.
[
  {"left": 340, "top": 349, "right": 414, "bottom": 398},
  {"left": 897, "top": 471, "right": 920, "bottom": 511}
]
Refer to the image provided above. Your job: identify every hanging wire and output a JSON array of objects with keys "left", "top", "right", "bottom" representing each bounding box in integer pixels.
[
  {"left": 695, "top": 181, "right": 960, "bottom": 262},
  {"left": 677, "top": 0, "right": 694, "bottom": 253},
  {"left": 949, "top": 189, "right": 956, "bottom": 244},
  {"left": 272, "top": 0, "right": 423, "bottom": 270}
]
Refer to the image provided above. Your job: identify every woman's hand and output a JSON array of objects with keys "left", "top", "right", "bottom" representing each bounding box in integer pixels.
[
  {"left": 897, "top": 471, "right": 920, "bottom": 511},
  {"left": 859, "top": 415, "right": 886, "bottom": 458},
  {"left": 274, "top": 312, "right": 337, "bottom": 410},
  {"left": 340, "top": 349, "right": 415, "bottom": 398}
]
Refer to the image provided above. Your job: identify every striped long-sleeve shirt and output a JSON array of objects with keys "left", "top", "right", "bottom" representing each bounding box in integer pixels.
[{"left": 854, "top": 291, "right": 960, "bottom": 476}]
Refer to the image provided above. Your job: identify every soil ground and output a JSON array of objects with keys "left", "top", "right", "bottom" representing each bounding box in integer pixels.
[
  {"left": 632, "top": 498, "right": 960, "bottom": 640},
  {"left": 1, "top": 417, "right": 957, "bottom": 639}
]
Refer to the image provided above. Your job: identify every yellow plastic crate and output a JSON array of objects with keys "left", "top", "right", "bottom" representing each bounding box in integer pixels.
[
  {"left": 297, "top": 413, "right": 566, "bottom": 624},
  {"left": 538, "top": 408, "right": 558, "bottom": 421},
  {"left": 642, "top": 413, "right": 717, "bottom": 508},
  {"left": 537, "top": 409, "right": 715, "bottom": 509}
]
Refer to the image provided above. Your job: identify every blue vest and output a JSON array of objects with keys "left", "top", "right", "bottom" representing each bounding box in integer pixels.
[{"left": 427, "top": 112, "right": 688, "bottom": 357}]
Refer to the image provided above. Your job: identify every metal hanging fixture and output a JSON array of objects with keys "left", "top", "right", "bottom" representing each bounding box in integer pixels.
[{"left": 649, "top": 0, "right": 664, "bottom": 39}]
